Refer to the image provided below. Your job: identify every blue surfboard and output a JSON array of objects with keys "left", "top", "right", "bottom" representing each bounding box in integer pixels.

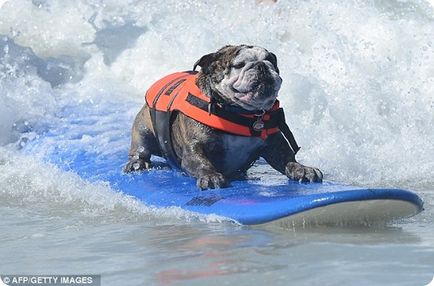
[{"left": 22, "top": 100, "right": 423, "bottom": 226}]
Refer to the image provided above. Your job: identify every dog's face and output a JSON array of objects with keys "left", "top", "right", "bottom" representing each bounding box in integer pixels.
[{"left": 195, "top": 45, "right": 282, "bottom": 111}]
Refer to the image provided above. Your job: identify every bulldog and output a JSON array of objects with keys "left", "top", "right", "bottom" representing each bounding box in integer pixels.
[{"left": 124, "top": 45, "right": 323, "bottom": 189}]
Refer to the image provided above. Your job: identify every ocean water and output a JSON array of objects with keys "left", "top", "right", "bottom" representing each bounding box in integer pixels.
[{"left": 0, "top": 0, "right": 433, "bottom": 285}]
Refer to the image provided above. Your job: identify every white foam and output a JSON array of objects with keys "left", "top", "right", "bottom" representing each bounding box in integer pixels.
[
  {"left": 0, "top": 147, "right": 232, "bottom": 224},
  {"left": 0, "top": 0, "right": 433, "bottom": 217},
  {"left": 0, "top": 0, "right": 94, "bottom": 59}
]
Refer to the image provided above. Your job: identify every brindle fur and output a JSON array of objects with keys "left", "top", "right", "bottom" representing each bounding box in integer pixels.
[{"left": 124, "top": 45, "right": 323, "bottom": 190}]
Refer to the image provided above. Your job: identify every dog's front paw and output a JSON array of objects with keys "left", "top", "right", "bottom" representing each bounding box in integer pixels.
[
  {"left": 285, "top": 162, "right": 323, "bottom": 183},
  {"left": 197, "top": 173, "right": 228, "bottom": 190},
  {"left": 123, "top": 158, "right": 151, "bottom": 173}
]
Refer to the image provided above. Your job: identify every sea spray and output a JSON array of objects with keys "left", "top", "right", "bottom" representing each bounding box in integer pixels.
[{"left": 0, "top": 0, "right": 433, "bottom": 192}]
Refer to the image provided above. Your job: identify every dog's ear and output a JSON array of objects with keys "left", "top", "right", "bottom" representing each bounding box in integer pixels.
[
  {"left": 193, "top": 52, "right": 216, "bottom": 73},
  {"left": 269, "top": 52, "right": 279, "bottom": 74}
]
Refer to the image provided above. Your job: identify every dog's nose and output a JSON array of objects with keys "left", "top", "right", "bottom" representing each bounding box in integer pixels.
[{"left": 255, "top": 62, "right": 267, "bottom": 73}]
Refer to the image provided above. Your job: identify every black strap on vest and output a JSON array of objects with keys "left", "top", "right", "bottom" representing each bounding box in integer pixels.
[
  {"left": 275, "top": 108, "right": 301, "bottom": 155},
  {"left": 185, "top": 93, "right": 300, "bottom": 155},
  {"left": 149, "top": 108, "right": 182, "bottom": 169}
]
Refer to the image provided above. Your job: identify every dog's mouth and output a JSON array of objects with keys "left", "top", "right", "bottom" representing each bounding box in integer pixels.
[
  {"left": 230, "top": 86, "right": 278, "bottom": 111},
  {"left": 231, "top": 79, "right": 259, "bottom": 93},
  {"left": 230, "top": 80, "right": 279, "bottom": 110}
]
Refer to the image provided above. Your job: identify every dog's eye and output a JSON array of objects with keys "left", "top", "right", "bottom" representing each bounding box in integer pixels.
[{"left": 232, "top": 62, "right": 245, "bottom": 69}]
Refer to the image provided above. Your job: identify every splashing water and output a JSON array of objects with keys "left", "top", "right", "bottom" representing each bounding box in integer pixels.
[
  {"left": 0, "top": 1, "right": 433, "bottom": 285},
  {"left": 1, "top": 0, "right": 433, "bottom": 187}
]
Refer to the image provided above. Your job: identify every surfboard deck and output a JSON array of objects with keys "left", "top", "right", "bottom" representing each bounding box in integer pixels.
[{"left": 21, "top": 101, "right": 423, "bottom": 226}]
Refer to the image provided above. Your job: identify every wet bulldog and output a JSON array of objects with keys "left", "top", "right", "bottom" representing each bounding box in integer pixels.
[{"left": 124, "top": 45, "right": 323, "bottom": 189}]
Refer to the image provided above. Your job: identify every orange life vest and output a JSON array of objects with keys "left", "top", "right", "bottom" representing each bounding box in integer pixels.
[{"left": 145, "top": 71, "right": 299, "bottom": 168}]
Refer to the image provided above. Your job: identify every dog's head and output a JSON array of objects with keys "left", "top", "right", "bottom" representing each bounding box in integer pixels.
[{"left": 195, "top": 45, "right": 282, "bottom": 111}]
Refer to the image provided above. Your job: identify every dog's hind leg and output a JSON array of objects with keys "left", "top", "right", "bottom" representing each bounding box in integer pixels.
[{"left": 124, "top": 105, "right": 160, "bottom": 172}]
